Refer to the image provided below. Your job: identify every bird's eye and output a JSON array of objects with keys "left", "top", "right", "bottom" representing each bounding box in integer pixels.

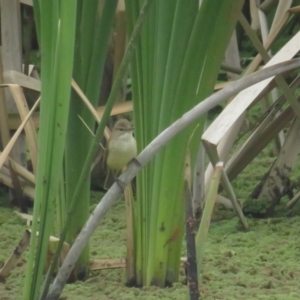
[{"left": 119, "top": 128, "right": 124, "bottom": 131}]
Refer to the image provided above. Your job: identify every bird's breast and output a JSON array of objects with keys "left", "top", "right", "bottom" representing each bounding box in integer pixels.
[{"left": 107, "top": 134, "right": 137, "bottom": 171}]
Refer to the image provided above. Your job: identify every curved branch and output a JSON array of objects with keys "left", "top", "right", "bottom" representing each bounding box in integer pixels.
[{"left": 47, "top": 58, "right": 300, "bottom": 299}]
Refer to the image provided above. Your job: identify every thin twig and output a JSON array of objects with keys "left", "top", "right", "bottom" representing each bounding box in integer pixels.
[{"left": 184, "top": 179, "right": 199, "bottom": 300}]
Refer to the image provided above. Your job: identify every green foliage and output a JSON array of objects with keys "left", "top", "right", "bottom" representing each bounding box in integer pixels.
[
  {"left": 24, "top": 0, "right": 119, "bottom": 298},
  {"left": 126, "top": 0, "right": 245, "bottom": 287},
  {"left": 243, "top": 198, "right": 270, "bottom": 215},
  {"left": 23, "top": 1, "right": 77, "bottom": 299},
  {"left": 41, "top": 2, "right": 152, "bottom": 297},
  {"left": 64, "top": 0, "right": 118, "bottom": 279}
]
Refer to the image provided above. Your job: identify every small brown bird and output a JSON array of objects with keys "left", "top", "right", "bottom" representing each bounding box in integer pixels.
[{"left": 106, "top": 118, "right": 137, "bottom": 174}]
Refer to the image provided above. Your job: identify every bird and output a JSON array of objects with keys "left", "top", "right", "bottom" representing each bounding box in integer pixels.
[{"left": 106, "top": 118, "right": 137, "bottom": 186}]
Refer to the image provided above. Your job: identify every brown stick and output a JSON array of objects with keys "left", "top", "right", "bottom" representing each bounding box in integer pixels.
[
  {"left": 124, "top": 182, "right": 135, "bottom": 285},
  {"left": 184, "top": 154, "right": 200, "bottom": 300},
  {"left": 0, "top": 230, "right": 31, "bottom": 281},
  {"left": 184, "top": 180, "right": 199, "bottom": 299}
]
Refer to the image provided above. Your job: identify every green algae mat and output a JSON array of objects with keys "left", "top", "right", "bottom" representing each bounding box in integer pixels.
[{"left": 0, "top": 188, "right": 299, "bottom": 300}]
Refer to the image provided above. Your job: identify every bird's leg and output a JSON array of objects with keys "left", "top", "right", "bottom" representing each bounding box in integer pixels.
[{"left": 113, "top": 158, "right": 141, "bottom": 190}]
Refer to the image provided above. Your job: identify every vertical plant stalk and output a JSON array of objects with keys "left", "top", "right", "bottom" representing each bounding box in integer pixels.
[
  {"left": 23, "top": 0, "right": 77, "bottom": 299},
  {"left": 127, "top": 0, "right": 245, "bottom": 286},
  {"left": 196, "top": 162, "right": 223, "bottom": 271},
  {"left": 124, "top": 183, "right": 135, "bottom": 284},
  {"left": 9, "top": 85, "right": 38, "bottom": 173},
  {"left": 0, "top": 50, "right": 10, "bottom": 147},
  {"left": 65, "top": 0, "right": 118, "bottom": 280},
  {"left": 193, "top": 141, "right": 205, "bottom": 216},
  {"left": 184, "top": 156, "right": 199, "bottom": 300}
]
